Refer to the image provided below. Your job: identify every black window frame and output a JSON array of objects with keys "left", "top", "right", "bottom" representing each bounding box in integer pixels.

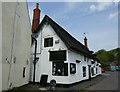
[
  {"left": 91, "top": 67, "right": 94, "bottom": 76},
  {"left": 44, "top": 37, "right": 53, "bottom": 47},
  {"left": 83, "top": 66, "right": 86, "bottom": 77},
  {"left": 23, "top": 67, "right": 26, "bottom": 78},
  {"left": 52, "top": 62, "right": 68, "bottom": 76},
  {"left": 84, "top": 55, "right": 86, "bottom": 61},
  {"left": 70, "top": 63, "right": 76, "bottom": 74},
  {"left": 49, "top": 50, "right": 66, "bottom": 61},
  {"left": 96, "top": 68, "right": 98, "bottom": 74}
]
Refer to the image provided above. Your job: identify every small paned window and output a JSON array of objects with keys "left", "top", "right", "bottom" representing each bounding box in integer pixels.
[
  {"left": 52, "top": 62, "right": 68, "bottom": 76},
  {"left": 91, "top": 61, "right": 95, "bottom": 64},
  {"left": 44, "top": 38, "right": 53, "bottom": 47},
  {"left": 96, "top": 68, "right": 98, "bottom": 74},
  {"left": 83, "top": 66, "right": 86, "bottom": 77},
  {"left": 70, "top": 63, "right": 76, "bottom": 74},
  {"left": 91, "top": 67, "right": 94, "bottom": 76}
]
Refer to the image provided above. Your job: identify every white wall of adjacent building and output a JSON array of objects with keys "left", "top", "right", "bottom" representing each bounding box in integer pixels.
[
  {"left": 2, "top": 2, "right": 31, "bottom": 90},
  {"left": 0, "top": 1, "right": 2, "bottom": 91}
]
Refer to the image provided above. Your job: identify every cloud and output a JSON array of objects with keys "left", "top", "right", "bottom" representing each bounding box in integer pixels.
[
  {"left": 90, "top": 4, "right": 96, "bottom": 12},
  {"left": 108, "top": 11, "right": 118, "bottom": 19},
  {"left": 90, "top": 2, "right": 113, "bottom": 12}
]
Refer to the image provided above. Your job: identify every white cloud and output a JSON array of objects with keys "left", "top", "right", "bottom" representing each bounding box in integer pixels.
[
  {"left": 97, "top": 2, "right": 113, "bottom": 11},
  {"left": 108, "top": 12, "right": 118, "bottom": 19},
  {"left": 90, "top": 4, "right": 96, "bottom": 12},
  {"left": 90, "top": 2, "right": 113, "bottom": 12}
]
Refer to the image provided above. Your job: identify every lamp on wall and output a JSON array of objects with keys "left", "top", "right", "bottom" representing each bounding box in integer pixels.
[{"left": 76, "top": 60, "right": 81, "bottom": 63}]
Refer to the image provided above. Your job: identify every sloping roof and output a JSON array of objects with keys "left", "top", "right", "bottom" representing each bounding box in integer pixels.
[{"left": 33, "top": 15, "right": 96, "bottom": 59}]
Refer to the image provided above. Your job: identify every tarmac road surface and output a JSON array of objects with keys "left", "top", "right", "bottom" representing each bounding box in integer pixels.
[{"left": 87, "top": 71, "right": 119, "bottom": 90}]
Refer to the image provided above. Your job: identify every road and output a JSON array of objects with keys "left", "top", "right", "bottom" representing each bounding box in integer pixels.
[
  {"left": 40, "top": 71, "right": 119, "bottom": 91},
  {"left": 87, "top": 71, "right": 119, "bottom": 90}
]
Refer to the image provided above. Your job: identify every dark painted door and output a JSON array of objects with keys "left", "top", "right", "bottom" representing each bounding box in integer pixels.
[{"left": 88, "top": 65, "right": 91, "bottom": 80}]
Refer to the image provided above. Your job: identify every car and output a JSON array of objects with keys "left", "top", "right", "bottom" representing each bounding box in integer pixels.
[
  {"left": 116, "top": 66, "right": 120, "bottom": 71},
  {"left": 102, "top": 68, "right": 106, "bottom": 73}
]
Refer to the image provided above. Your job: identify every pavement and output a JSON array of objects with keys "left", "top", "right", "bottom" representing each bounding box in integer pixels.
[
  {"left": 40, "top": 74, "right": 106, "bottom": 91},
  {"left": 43, "top": 71, "right": 119, "bottom": 91},
  {"left": 54, "top": 74, "right": 106, "bottom": 90},
  {"left": 9, "top": 71, "right": 118, "bottom": 91}
]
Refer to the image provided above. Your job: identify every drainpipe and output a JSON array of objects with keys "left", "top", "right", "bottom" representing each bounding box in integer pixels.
[{"left": 32, "top": 36, "right": 37, "bottom": 83}]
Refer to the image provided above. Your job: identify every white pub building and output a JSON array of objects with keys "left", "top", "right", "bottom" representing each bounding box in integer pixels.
[{"left": 30, "top": 3, "right": 102, "bottom": 85}]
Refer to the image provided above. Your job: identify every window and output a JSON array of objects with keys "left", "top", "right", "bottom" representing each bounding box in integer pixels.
[
  {"left": 23, "top": 67, "right": 26, "bottom": 78},
  {"left": 91, "top": 61, "right": 95, "bottom": 64},
  {"left": 44, "top": 38, "right": 53, "bottom": 47},
  {"left": 49, "top": 50, "right": 66, "bottom": 61},
  {"left": 87, "top": 58, "right": 89, "bottom": 62},
  {"left": 83, "top": 66, "right": 86, "bottom": 77},
  {"left": 70, "top": 63, "right": 76, "bottom": 74},
  {"left": 84, "top": 56, "right": 86, "bottom": 61},
  {"left": 96, "top": 68, "right": 98, "bottom": 74},
  {"left": 91, "top": 67, "right": 94, "bottom": 76},
  {"left": 52, "top": 62, "right": 68, "bottom": 76}
]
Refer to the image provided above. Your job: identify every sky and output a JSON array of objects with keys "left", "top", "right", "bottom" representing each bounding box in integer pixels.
[{"left": 27, "top": 1, "right": 118, "bottom": 52}]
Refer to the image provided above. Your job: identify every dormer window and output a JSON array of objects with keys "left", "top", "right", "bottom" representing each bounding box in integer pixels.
[{"left": 44, "top": 37, "right": 53, "bottom": 47}]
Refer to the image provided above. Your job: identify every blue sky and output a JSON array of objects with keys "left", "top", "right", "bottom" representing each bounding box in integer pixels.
[{"left": 28, "top": 1, "right": 118, "bottom": 52}]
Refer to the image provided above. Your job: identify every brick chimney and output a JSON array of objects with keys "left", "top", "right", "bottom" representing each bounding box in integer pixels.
[
  {"left": 32, "top": 3, "right": 41, "bottom": 33},
  {"left": 84, "top": 37, "right": 88, "bottom": 48}
]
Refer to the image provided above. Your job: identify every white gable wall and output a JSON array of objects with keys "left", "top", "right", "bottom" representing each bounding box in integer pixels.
[
  {"left": 31, "top": 24, "right": 70, "bottom": 84},
  {"left": 2, "top": 2, "right": 31, "bottom": 90}
]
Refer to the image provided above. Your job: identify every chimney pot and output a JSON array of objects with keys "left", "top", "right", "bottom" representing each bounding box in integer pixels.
[
  {"left": 84, "top": 36, "right": 88, "bottom": 49},
  {"left": 36, "top": 3, "right": 39, "bottom": 9}
]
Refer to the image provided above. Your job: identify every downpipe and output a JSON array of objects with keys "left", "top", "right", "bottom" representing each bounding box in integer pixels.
[{"left": 32, "top": 37, "right": 37, "bottom": 83}]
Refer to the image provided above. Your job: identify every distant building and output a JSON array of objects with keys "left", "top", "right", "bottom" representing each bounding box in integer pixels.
[
  {"left": 2, "top": 2, "right": 31, "bottom": 90},
  {"left": 30, "top": 3, "right": 102, "bottom": 85}
]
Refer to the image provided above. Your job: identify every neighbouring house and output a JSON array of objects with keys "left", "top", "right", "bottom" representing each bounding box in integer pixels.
[
  {"left": 2, "top": 2, "right": 31, "bottom": 90},
  {"left": 105, "top": 58, "right": 118, "bottom": 71},
  {"left": 30, "top": 3, "right": 101, "bottom": 85}
]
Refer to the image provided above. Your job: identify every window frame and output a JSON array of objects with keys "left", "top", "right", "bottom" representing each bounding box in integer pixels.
[
  {"left": 23, "top": 67, "right": 26, "bottom": 78},
  {"left": 70, "top": 63, "right": 76, "bottom": 74},
  {"left": 83, "top": 66, "right": 86, "bottom": 77},
  {"left": 44, "top": 37, "right": 53, "bottom": 47},
  {"left": 52, "top": 62, "right": 68, "bottom": 76},
  {"left": 49, "top": 50, "right": 67, "bottom": 61}
]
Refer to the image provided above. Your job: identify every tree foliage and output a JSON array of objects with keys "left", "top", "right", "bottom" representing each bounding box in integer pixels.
[{"left": 95, "top": 48, "right": 120, "bottom": 66}]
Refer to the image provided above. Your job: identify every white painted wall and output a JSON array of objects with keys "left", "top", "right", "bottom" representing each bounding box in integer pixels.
[
  {"left": 0, "top": 1, "right": 2, "bottom": 91},
  {"left": 68, "top": 51, "right": 89, "bottom": 84},
  {"left": 2, "top": 2, "right": 31, "bottom": 90},
  {"left": 30, "top": 24, "right": 69, "bottom": 84}
]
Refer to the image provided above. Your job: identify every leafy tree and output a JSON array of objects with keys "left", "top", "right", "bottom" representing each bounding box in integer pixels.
[{"left": 95, "top": 48, "right": 120, "bottom": 66}]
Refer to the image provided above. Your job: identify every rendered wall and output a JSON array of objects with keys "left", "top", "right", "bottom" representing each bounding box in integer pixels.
[
  {"left": 68, "top": 51, "right": 89, "bottom": 84},
  {"left": 0, "top": 1, "right": 2, "bottom": 91},
  {"left": 30, "top": 24, "right": 69, "bottom": 84},
  {"left": 2, "top": 2, "right": 31, "bottom": 90}
]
